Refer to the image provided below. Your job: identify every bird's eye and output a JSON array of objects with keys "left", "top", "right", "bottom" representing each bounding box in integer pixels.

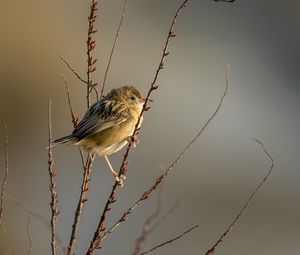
[{"left": 130, "top": 96, "right": 136, "bottom": 101}]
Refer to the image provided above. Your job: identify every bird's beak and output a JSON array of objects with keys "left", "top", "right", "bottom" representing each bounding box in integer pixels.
[{"left": 143, "top": 97, "right": 154, "bottom": 103}]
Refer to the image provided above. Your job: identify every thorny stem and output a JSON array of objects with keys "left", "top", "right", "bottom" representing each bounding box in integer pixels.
[
  {"left": 100, "top": 0, "right": 129, "bottom": 98},
  {"left": 67, "top": 153, "right": 95, "bottom": 255},
  {"left": 0, "top": 124, "right": 8, "bottom": 230},
  {"left": 48, "top": 99, "right": 59, "bottom": 255},
  {"left": 139, "top": 225, "right": 199, "bottom": 255},
  {"left": 85, "top": 1, "right": 189, "bottom": 253},
  {"left": 205, "top": 139, "right": 274, "bottom": 255},
  {"left": 100, "top": 65, "right": 229, "bottom": 244},
  {"left": 86, "top": 0, "right": 99, "bottom": 107}
]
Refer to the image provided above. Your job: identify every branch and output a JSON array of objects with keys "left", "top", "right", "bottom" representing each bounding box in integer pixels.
[
  {"left": 85, "top": 1, "right": 189, "bottom": 253},
  {"left": 26, "top": 214, "right": 33, "bottom": 255},
  {"left": 100, "top": 65, "right": 228, "bottom": 243},
  {"left": 0, "top": 123, "right": 9, "bottom": 230},
  {"left": 48, "top": 99, "right": 59, "bottom": 255},
  {"left": 67, "top": 153, "right": 95, "bottom": 255},
  {"left": 132, "top": 197, "right": 179, "bottom": 255},
  {"left": 205, "top": 138, "right": 274, "bottom": 255},
  {"left": 86, "top": 0, "right": 99, "bottom": 107},
  {"left": 100, "top": 0, "right": 129, "bottom": 98},
  {"left": 139, "top": 225, "right": 199, "bottom": 255},
  {"left": 59, "top": 54, "right": 88, "bottom": 84}
]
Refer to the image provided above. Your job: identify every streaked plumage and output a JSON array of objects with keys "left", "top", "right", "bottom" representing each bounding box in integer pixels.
[{"left": 52, "top": 86, "right": 144, "bottom": 185}]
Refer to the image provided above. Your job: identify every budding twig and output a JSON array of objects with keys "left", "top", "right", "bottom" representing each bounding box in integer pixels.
[
  {"left": 26, "top": 214, "right": 33, "bottom": 255},
  {"left": 48, "top": 99, "right": 59, "bottom": 255},
  {"left": 0, "top": 123, "right": 8, "bottom": 230}
]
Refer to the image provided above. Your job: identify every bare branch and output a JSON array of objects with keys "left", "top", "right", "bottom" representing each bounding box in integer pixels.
[
  {"left": 48, "top": 99, "right": 59, "bottom": 255},
  {"left": 6, "top": 195, "right": 67, "bottom": 254},
  {"left": 100, "top": 65, "right": 228, "bottom": 244},
  {"left": 85, "top": 1, "right": 189, "bottom": 253},
  {"left": 0, "top": 123, "right": 9, "bottom": 230},
  {"left": 139, "top": 225, "right": 199, "bottom": 255},
  {"left": 132, "top": 197, "right": 179, "bottom": 255},
  {"left": 26, "top": 214, "right": 33, "bottom": 255},
  {"left": 67, "top": 153, "right": 95, "bottom": 255},
  {"left": 86, "top": 0, "right": 99, "bottom": 107},
  {"left": 205, "top": 139, "right": 274, "bottom": 255},
  {"left": 59, "top": 54, "right": 88, "bottom": 84},
  {"left": 100, "top": 0, "right": 129, "bottom": 97}
]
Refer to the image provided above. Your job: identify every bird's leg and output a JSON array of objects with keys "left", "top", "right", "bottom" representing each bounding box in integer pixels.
[
  {"left": 104, "top": 156, "right": 126, "bottom": 186},
  {"left": 126, "top": 134, "right": 139, "bottom": 148}
]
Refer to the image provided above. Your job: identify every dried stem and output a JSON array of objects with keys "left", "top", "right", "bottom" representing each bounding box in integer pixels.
[
  {"left": 86, "top": 0, "right": 99, "bottom": 107},
  {"left": 139, "top": 224, "right": 199, "bottom": 255},
  {"left": 59, "top": 54, "right": 88, "bottom": 84},
  {"left": 67, "top": 153, "right": 95, "bottom": 255},
  {"left": 62, "top": 75, "right": 86, "bottom": 166},
  {"left": 205, "top": 138, "right": 274, "bottom": 255},
  {"left": 48, "top": 99, "right": 59, "bottom": 255},
  {"left": 6, "top": 195, "right": 67, "bottom": 254},
  {"left": 85, "top": 1, "right": 189, "bottom": 253},
  {"left": 26, "top": 214, "right": 33, "bottom": 255},
  {"left": 132, "top": 197, "right": 179, "bottom": 255},
  {"left": 0, "top": 124, "right": 9, "bottom": 230},
  {"left": 100, "top": 65, "right": 228, "bottom": 244},
  {"left": 100, "top": 0, "right": 129, "bottom": 97}
]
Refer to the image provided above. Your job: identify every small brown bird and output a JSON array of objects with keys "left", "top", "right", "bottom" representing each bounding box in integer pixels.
[{"left": 52, "top": 86, "right": 145, "bottom": 185}]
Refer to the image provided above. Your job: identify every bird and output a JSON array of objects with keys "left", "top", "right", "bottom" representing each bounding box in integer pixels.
[{"left": 52, "top": 86, "right": 145, "bottom": 186}]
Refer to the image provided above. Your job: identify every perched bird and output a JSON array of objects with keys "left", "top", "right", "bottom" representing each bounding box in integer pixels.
[{"left": 52, "top": 86, "right": 145, "bottom": 185}]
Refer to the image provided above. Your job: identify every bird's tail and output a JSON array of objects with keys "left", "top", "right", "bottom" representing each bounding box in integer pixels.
[{"left": 50, "top": 135, "right": 79, "bottom": 148}]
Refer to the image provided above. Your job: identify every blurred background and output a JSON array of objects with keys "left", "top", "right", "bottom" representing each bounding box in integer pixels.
[{"left": 0, "top": 0, "right": 299, "bottom": 254}]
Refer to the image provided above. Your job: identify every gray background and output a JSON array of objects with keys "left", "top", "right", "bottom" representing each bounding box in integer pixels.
[{"left": 0, "top": 0, "right": 299, "bottom": 254}]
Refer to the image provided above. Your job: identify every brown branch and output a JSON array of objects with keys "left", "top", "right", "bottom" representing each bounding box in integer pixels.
[
  {"left": 139, "top": 224, "right": 199, "bottom": 255},
  {"left": 205, "top": 138, "right": 274, "bottom": 255},
  {"left": 99, "top": 65, "right": 228, "bottom": 244},
  {"left": 48, "top": 99, "right": 59, "bottom": 255},
  {"left": 26, "top": 214, "right": 33, "bottom": 255},
  {"left": 85, "top": 1, "right": 189, "bottom": 253},
  {"left": 100, "top": 0, "right": 129, "bottom": 98},
  {"left": 59, "top": 54, "right": 88, "bottom": 84},
  {"left": 132, "top": 197, "right": 179, "bottom": 255},
  {"left": 0, "top": 123, "right": 8, "bottom": 230},
  {"left": 67, "top": 153, "right": 95, "bottom": 255},
  {"left": 86, "top": 0, "right": 99, "bottom": 107},
  {"left": 5, "top": 195, "right": 67, "bottom": 254}
]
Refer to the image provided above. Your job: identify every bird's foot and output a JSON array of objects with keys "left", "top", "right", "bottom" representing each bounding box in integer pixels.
[{"left": 115, "top": 174, "right": 126, "bottom": 187}]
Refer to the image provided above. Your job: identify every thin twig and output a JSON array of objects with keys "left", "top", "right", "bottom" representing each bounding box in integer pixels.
[
  {"left": 100, "top": 65, "right": 228, "bottom": 243},
  {"left": 100, "top": 0, "right": 129, "bottom": 97},
  {"left": 61, "top": 74, "right": 86, "bottom": 166},
  {"left": 86, "top": 0, "right": 99, "bottom": 107},
  {"left": 139, "top": 224, "right": 199, "bottom": 255},
  {"left": 5, "top": 195, "right": 67, "bottom": 254},
  {"left": 132, "top": 197, "right": 179, "bottom": 255},
  {"left": 48, "top": 99, "right": 59, "bottom": 255},
  {"left": 67, "top": 153, "right": 95, "bottom": 255},
  {"left": 205, "top": 139, "right": 274, "bottom": 255},
  {"left": 26, "top": 214, "right": 33, "bottom": 255},
  {"left": 0, "top": 123, "right": 8, "bottom": 230},
  {"left": 86, "top": 2, "right": 189, "bottom": 253},
  {"left": 59, "top": 54, "right": 88, "bottom": 84}
]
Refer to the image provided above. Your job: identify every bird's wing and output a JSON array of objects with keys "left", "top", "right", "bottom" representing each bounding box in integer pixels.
[{"left": 73, "top": 99, "right": 128, "bottom": 139}]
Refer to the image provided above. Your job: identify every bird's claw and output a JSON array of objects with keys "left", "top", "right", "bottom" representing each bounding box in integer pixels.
[
  {"left": 126, "top": 135, "right": 139, "bottom": 148},
  {"left": 115, "top": 175, "right": 126, "bottom": 187}
]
